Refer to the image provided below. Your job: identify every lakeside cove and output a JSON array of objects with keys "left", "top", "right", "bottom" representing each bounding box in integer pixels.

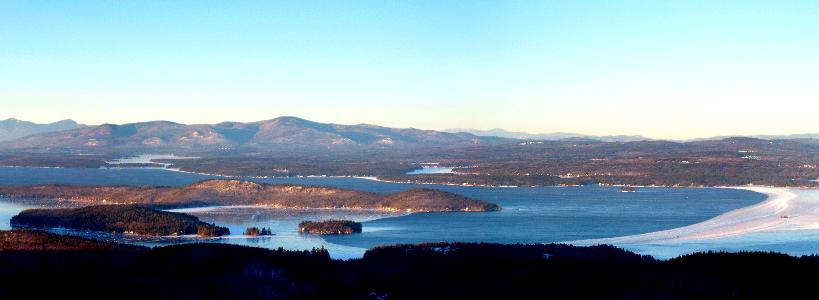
[{"left": 2, "top": 166, "right": 806, "bottom": 259}]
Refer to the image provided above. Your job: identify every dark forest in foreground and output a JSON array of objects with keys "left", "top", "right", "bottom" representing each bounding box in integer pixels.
[{"left": 1, "top": 229, "right": 819, "bottom": 299}]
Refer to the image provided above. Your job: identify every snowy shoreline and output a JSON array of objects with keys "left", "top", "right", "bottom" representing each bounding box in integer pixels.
[{"left": 572, "top": 187, "right": 819, "bottom": 258}]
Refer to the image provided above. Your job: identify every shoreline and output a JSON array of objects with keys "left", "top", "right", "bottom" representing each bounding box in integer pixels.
[
  {"left": 0, "top": 196, "right": 486, "bottom": 214},
  {"left": 5, "top": 173, "right": 810, "bottom": 258},
  {"left": 572, "top": 187, "right": 819, "bottom": 255},
  {"left": 2, "top": 165, "right": 816, "bottom": 189},
  {"left": 352, "top": 176, "right": 521, "bottom": 188},
  {"left": 167, "top": 204, "right": 411, "bottom": 216}
]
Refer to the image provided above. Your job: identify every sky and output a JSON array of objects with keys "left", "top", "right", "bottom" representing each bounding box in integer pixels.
[{"left": 1, "top": 1, "right": 817, "bottom": 139}]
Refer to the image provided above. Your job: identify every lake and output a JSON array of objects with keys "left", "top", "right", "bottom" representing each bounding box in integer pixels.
[
  {"left": 0, "top": 167, "right": 766, "bottom": 258},
  {"left": 406, "top": 167, "right": 455, "bottom": 174}
]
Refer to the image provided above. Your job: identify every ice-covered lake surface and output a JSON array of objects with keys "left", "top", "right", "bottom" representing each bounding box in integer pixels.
[
  {"left": 405, "top": 167, "right": 455, "bottom": 174},
  {"left": 104, "top": 154, "right": 197, "bottom": 168},
  {"left": 575, "top": 188, "right": 819, "bottom": 258},
  {"left": 3, "top": 166, "right": 813, "bottom": 259}
]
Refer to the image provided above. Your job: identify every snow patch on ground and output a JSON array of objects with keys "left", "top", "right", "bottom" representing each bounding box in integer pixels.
[{"left": 572, "top": 187, "right": 819, "bottom": 258}]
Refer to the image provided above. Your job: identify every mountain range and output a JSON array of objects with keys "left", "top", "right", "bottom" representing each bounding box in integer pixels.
[
  {"left": 689, "top": 133, "right": 819, "bottom": 142},
  {"left": 447, "top": 128, "right": 819, "bottom": 143},
  {"left": 0, "top": 118, "right": 85, "bottom": 142},
  {"left": 445, "top": 128, "right": 651, "bottom": 142},
  {"left": 0, "top": 116, "right": 495, "bottom": 153},
  {"left": 1, "top": 117, "right": 816, "bottom": 154}
]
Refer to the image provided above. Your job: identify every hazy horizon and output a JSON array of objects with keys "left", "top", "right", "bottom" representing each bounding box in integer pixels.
[
  {"left": 2, "top": 1, "right": 818, "bottom": 139},
  {"left": 2, "top": 115, "right": 816, "bottom": 141}
]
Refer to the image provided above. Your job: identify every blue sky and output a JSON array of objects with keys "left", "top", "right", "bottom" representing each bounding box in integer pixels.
[{"left": 1, "top": 1, "right": 817, "bottom": 139}]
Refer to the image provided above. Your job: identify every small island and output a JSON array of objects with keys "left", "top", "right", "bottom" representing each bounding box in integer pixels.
[
  {"left": 11, "top": 205, "right": 230, "bottom": 237},
  {"left": 244, "top": 227, "right": 273, "bottom": 236},
  {"left": 298, "top": 220, "right": 362, "bottom": 235}
]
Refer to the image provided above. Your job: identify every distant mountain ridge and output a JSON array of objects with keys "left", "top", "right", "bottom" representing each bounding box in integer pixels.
[
  {"left": 446, "top": 128, "right": 651, "bottom": 142},
  {"left": 0, "top": 118, "right": 85, "bottom": 142},
  {"left": 2, "top": 117, "right": 815, "bottom": 154},
  {"left": 690, "top": 133, "right": 819, "bottom": 142},
  {"left": 447, "top": 128, "right": 819, "bottom": 143},
  {"left": 0, "top": 116, "right": 501, "bottom": 153}
]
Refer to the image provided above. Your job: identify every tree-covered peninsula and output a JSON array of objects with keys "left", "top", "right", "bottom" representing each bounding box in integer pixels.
[
  {"left": 0, "top": 179, "right": 501, "bottom": 212},
  {"left": 11, "top": 205, "right": 229, "bottom": 237}
]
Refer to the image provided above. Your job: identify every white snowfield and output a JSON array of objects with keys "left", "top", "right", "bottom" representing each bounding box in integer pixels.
[{"left": 573, "top": 187, "right": 819, "bottom": 258}]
